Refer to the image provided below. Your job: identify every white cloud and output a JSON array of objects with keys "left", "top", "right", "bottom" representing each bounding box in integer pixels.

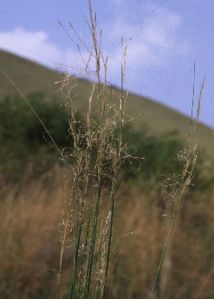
[
  {"left": 0, "top": 27, "right": 103, "bottom": 81},
  {"left": 0, "top": 4, "right": 190, "bottom": 87},
  {"left": 0, "top": 27, "right": 81, "bottom": 70},
  {"left": 0, "top": 28, "right": 56, "bottom": 66}
]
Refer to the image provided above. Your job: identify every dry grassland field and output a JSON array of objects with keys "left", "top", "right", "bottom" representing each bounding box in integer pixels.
[{"left": 0, "top": 1, "right": 214, "bottom": 299}]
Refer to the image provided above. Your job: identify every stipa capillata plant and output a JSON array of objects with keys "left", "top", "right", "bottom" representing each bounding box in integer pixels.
[
  {"left": 56, "top": 1, "right": 132, "bottom": 298},
  {"left": 151, "top": 65, "right": 205, "bottom": 298}
]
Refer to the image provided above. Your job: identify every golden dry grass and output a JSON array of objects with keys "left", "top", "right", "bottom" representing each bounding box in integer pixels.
[{"left": 0, "top": 167, "right": 213, "bottom": 298}]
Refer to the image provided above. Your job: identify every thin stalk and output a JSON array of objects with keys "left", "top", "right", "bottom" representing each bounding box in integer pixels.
[
  {"left": 56, "top": 222, "right": 69, "bottom": 298},
  {"left": 101, "top": 175, "right": 117, "bottom": 298},
  {"left": 83, "top": 177, "right": 102, "bottom": 298},
  {"left": 151, "top": 218, "right": 175, "bottom": 297},
  {"left": 70, "top": 221, "right": 82, "bottom": 298}
]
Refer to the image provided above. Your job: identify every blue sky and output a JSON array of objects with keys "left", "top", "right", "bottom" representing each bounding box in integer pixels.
[{"left": 0, "top": 0, "right": 213, "bottom": 127}]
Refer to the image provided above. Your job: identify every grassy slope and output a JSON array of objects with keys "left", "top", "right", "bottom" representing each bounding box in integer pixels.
[
  {"left": 0, "top": 49, "right": 213, "bottom": 160},
  {"left": 0, "top": 50, "right": 61, "bottom": 96}
]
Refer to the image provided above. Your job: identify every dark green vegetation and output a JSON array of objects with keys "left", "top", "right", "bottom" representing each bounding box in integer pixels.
[
  {"left": 0, "top": 50, "right": 213, "bottom": 161},
  {"left": 0, "top": 93, "right": 68, "bottom": 179},
  {"left": 1, "top": 92, "right": 183, "bottom": 181},
  {"left": 1, "top": 92, "right": 212, "bottom": 193}
]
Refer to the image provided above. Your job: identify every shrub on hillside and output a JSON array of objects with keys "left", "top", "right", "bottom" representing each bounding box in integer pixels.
[
  {"left": 0, "top": 93, "right": 212, "bottom": 191},
  {"left": 0, "top": 93, "right": 69, "bottom": 179}
]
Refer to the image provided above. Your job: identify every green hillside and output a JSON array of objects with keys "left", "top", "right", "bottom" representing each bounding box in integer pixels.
[
  {"left": 0, "top": 50, "right": 61, "bottom": 96},
  {"left": 0, "top": 49, "right": 213, "bottom": 160}
]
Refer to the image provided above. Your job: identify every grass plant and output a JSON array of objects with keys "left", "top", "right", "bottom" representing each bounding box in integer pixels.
[
  {"left": 151, "top": 67, "right": 205, "bottom": 297},
  {"left": 56, "top": 1, "right": 129, "bottom": 298}
]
